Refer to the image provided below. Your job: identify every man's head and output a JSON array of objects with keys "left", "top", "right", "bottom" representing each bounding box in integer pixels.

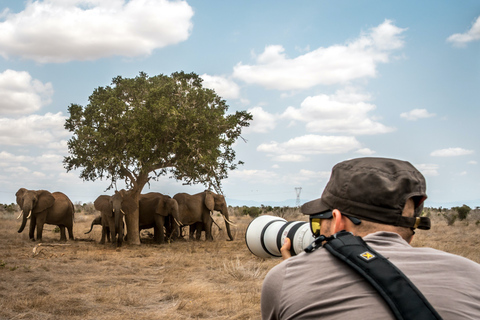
[{"left": 301, "top": 157, "right": 431, "bottom": 240}]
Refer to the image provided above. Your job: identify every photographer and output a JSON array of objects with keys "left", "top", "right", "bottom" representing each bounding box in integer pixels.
[{"left": 261, "top": 157, "right": 480, "bottom": 320}]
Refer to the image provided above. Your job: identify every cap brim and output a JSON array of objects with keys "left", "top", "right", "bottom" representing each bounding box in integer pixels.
[{"left": 301, "top": 198, "right": 330, "bottom": 215}]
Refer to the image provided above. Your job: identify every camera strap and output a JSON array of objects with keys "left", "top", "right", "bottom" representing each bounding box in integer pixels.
[{"left": 322, "top": 231, "right": 443, "bottom": 320}]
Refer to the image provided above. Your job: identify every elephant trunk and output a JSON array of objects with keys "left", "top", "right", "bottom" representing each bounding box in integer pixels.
[
  {"left": 114, "top": 209, "right": 124, "bottom": 244},
  {"left": 17, "top": 209, "right": 31, "bottom": 233}
]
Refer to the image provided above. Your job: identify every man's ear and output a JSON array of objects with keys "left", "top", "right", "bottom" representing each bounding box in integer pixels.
[{"left": 332, "top": 209, "right": 347, "bottom": 233}]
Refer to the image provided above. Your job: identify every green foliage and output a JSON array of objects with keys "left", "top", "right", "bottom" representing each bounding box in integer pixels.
[
  {"left": 64, "top": 71, "right": 252, "bottom": 193},
  {"left": 452, "top": 204, "right": 471, "bottom": 221},
  {"left": 1, "top": 203, "right": 18, "bottom": 214},
  {"left": 242, "top": 206, "right": 261, "bottom": 218}
]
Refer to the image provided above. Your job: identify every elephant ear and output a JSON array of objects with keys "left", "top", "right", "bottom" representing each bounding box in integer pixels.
[
  {"left": 204, "top": 191, "right": 215, "bottom": 212},
  {"left": 94, "top": 195, "right": 112, "bottom": 214},
  {"left": 15, "top": 188, "right": 27, "bottom": 208},
  {"left": 35, "top": 190, "right": 55, "bottom": 213}
]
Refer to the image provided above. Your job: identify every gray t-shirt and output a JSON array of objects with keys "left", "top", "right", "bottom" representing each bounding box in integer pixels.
[{"left": 261, "top": 231, "right": 480, "bottom": 319}]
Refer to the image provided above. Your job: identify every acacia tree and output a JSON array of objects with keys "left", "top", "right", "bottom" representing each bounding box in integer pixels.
[{"left": 64, "top": 71, "right": 252, "bottom": 244}]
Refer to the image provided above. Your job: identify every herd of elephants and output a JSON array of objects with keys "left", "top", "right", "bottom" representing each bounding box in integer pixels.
[{"left": 14, "top": 188, "right": 235, "bottom": 247}]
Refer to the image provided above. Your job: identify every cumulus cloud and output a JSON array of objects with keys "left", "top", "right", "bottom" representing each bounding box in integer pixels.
[
  {"left": 447, "top": 16, "right": 480, "bottom": 46},
  {"left": 0, "top": 151, "right": 35, "bottom": 165},
  {"left": 232, "top": 20, "right": 406, "bottom": 90},
  {"left": 430, "top": 148, "right": 474, "bottom": 157},
  {"left": 400, "top": 108, "right": 436, "bottom": 121},
  {"left": 0, "top": 70, "right": 53, "bottom": 115},
  {"left": 355, "top": 148, "right": 376, "bottom": 155},
  {"left": 200, "top": 74, "right": 240, "bottom": 99},
  {"left": 257, "top": 134, "right": 362, "bottom": 161},
  {"left": 415, "top": 163, "right": 440, "bottom": 177},
  {"left": 0, "top": 112, "right": 69, "bottom": 146},
  {"left": 228, "top": 169, "right": 279, "bottom": 183},
  {"left": 0, "top": 0, "right": 194, "bottom": 63},
  {"left": 281, "top": 88, "right": 394, "bottom": 135},
  {"left": 244, "top": 106, "right": 277, "bottom": 133}
]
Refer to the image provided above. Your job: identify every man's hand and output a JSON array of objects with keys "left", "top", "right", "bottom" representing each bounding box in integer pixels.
[{"left": 280, "top": 237, "right": 292, "bottom": 260}]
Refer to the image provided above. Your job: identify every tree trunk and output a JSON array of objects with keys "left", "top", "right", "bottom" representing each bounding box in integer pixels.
[{"left": 125, "top": 190, "right": 141, "bottom": 245}]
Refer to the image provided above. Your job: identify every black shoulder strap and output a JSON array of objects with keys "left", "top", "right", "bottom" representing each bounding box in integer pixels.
[{"left": 323, "top": 231, "right": 443, "bottom": 320}]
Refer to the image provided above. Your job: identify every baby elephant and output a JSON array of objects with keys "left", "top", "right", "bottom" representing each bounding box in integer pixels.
[{"left": 85, "top": 216, "right": 111, "bottom": 242}]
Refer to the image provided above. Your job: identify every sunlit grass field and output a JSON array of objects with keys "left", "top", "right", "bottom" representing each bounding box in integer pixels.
[{"left": 0, "top": 208, "right": 478, "bottom": 319}]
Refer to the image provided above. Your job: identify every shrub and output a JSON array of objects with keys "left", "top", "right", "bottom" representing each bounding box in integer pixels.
[
  {"left": 442, "top": 211, "right": 457, "bottom": 226},
  {"left": 452, "top": 204, "right": 471, "bottom": 221}
]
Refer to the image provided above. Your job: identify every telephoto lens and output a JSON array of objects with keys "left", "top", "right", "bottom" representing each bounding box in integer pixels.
[{"left": 245, "top": 215, "right": 315, "bottom": 258}]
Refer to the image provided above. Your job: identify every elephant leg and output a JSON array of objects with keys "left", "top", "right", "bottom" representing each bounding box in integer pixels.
[
  {"left": 67, "top": 226, "right": 74, "bottom": 240},
  {"left": 195, "top": 223, "right": 203, "bottom": 241},
  {"left": 36, "top": 215, "right": 47, "bottom": 242},
  {"left": 29, "top": 216, "right": 36, "bottom": 240},
  {"left": 59, "top": 225, "right": 67, "bottom": 242},
  {"left": 204, "top": 219, "right": 213, "bottom": 241},
  {"left": 154, "top": 218, "right": 165, "bottom": 244},
  {"left": 100, "top": 226, "right": 107, "bottom": 244},
  {"left": 111, "top": 230, "right": 117, "bottom": 247},
  {"left": 36, "top": 223, "right": 44, "bottom": 242}
]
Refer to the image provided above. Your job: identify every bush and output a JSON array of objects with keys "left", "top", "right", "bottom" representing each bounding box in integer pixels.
[
  {"left": 242, "top": 206, "right": 261, "bottom": 218},
  {"left": 442, "top": 211, "right": 457, "bottom": 226},
  {"left": 452, "top": 204, "right": 471, "bottom": 221}
]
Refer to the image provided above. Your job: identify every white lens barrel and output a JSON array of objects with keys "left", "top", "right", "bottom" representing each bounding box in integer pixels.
[
  {"left": 245, "top": 215, "right": 286, "bottom": 258},
  {"left": 245, "top": 215, "right": 315, "bottom": 258}
]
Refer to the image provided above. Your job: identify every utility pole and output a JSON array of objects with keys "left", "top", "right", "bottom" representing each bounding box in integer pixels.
[{"left": 295, "top": 187, "right": 302, "bottom": 207}]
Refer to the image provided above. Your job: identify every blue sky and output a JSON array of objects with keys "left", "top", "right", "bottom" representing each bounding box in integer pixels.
[{"left": 0, "top": 0, "right": 479, "bottom": 208}]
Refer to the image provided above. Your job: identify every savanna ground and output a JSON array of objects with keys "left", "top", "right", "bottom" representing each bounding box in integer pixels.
[{"left": 1, "top": 207, "right": 479, "bottom": 320}]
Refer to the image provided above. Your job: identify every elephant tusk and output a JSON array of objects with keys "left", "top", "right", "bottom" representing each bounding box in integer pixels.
[
  {"left": 26, "top": 210, "right": 32, "bottom": 219},
  {"left": 17, "top": 212, "right": 23, "bottom": 220},
  {"left": 222, "top": 215, "right": 237, "bottom": 226},
  {"left": 121, "top": 209, "right": 125, "bottom": 215},
  {"left": 173, "top": 218, "right": 183, "bottom": 227}
]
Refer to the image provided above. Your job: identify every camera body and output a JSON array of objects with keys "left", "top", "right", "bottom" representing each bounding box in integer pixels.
[{"left": 245, "top": 215, "right": 316, "bottom": 258}]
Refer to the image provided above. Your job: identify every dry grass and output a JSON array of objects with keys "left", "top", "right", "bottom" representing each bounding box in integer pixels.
[{"left": 0, "top": 209, "right": 479, "bottom": 319}]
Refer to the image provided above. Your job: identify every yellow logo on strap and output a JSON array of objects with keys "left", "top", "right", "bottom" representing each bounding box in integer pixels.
[{"left": 360, "top": 251, "right": 375, "bottom": 261}]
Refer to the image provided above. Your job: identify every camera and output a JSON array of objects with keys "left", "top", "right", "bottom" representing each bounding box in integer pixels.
[{"left": 245, "top": 215, "right": 315, "bottom": 258}]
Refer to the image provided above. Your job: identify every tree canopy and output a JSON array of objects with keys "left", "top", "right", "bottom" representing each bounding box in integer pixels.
[{"left": 64, "top": 71, "right": 252, "bottom": 244}]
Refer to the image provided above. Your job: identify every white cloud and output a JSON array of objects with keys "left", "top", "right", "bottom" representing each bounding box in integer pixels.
[
  {"left": 281, "top": 88, "right": 394, "bottom": 135},
  {"left": 430, "top": 148, "right": 474, "bottom": 157},
  {"left": 283, "top": 169, "right": 331, "bottom": 185},
  {"left": 416, "top": 163, "right": 440, "bottom": 177},
  {"left": 244, "top": 106, "right": 277, "bottom": 133},
  {"left": 232, "top": 20, "right": 406, "bottom": 90},
  {"left": 200, "top": 74, "right": 240, "bottom": 99},
  {"left": 257, "top": 134, "right": 362, "bottom": 162},
  {"left": 468, "top": 161, "right": 477, "bottom": 165},
  {"left": 0, "top": 151, "right": 35, "bottom": 164},
  {"left": 447, "top": 16, "right": 480, "bottom": 46},
  {"left": 355, "top": 148, "right": 376, "bottom": 155},
  {"left": 400, "top": 108, "right": 436, "bottom": 121},
  {"left": 0, "top": 112, "right": 69, "bottom": 146},
  {"left": 0, "top": 0, "right": 194, "bottom": 63},
  {"left": 228, "top": 169, "right": 279, "bottom": 183},
  {"left": 0, "top": 70, "right": 53, "bottom": 115}
]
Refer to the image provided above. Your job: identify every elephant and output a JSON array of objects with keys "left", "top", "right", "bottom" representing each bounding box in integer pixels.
[
  {"left": 84, "top": 215, "right": 111, "bottom": 242},
  {"left": 173, "top": 190, "right": 234, "bottom": 241},
  {"left": 94, "top": 190, "right": 137, "bottom": 248},
  {"left": 15, "top": 188, "right": 75, "bottom": 242},
  {"left": 138, "top": 192, "right": 181, "bottom": 244},
  {"left": 184, "top": 218, "right": 222, "bottom": 241}
]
